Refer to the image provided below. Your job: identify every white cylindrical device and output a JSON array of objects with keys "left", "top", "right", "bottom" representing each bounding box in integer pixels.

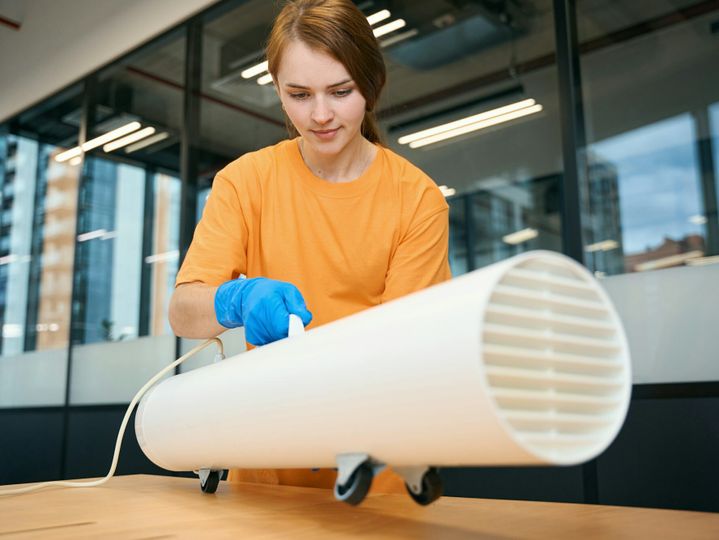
[{"left": 136, "top": 251, "right": 631, "bottom": 472}]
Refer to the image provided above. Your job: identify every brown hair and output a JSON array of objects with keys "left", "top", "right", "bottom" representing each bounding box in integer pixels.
[{"left": 266, "top": 0, "right": 386, "bottom": 144}]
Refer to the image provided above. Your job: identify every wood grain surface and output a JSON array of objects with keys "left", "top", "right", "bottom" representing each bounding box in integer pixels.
[{"left": 1, "top": 474, "right": 717, "bottom": 539}]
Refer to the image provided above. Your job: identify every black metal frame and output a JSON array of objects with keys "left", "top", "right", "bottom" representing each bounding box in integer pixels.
[
  {"left": 694, "top": 108, "right": 719, "bottom": 256},
  {"left": 139, "top": 167, "right": 157, "bottom": 337},
  {"left": 553, "top": 0, "right": 586, "bottom": 265}
]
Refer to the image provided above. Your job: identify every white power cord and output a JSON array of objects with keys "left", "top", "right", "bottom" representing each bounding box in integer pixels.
[{"left": 0, "top": 337, "right": 225, "bottom": 496}]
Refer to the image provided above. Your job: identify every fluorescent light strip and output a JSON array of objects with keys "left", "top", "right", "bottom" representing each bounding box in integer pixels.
[
  {"left": 367, "top": 9, "right": 391, "bottom": 26},
  {"left": 409, "top": 104, "right": 543, "bottom": 149},
  {"left": 399, "top": 99, "right": 536, "bottom": 145},
  {"left": 380, "top": 28, "right": 418, "bottom": 48},
  {"left": 585, "top": 239, "right": 619, "bottom": 252},
  {"left": 55, "top": 147, "right": 82, "bottom": 162},
  {"left": 635, "top": 250, "right": 704, "bottom": 272},
  {"left": 0, "top": 254, "right": 32, "bottom": 266},
  {"left": 438, "top": 185, "right": 456, "bottom": 197},
  {"left": 77, "top": 229, "right": 108, "bottom": 242},
  {"left": 503, "top": 227, "right": 538, "bottom": 245},
  {"left": 68, "top": 156, "right": 83, "bottom": 167},
  {"left": 145, "top": 250, "right": 180, "bottom": 264},
  {"left": 373, "top": 18, "right": 406, "bottom": 38},
  {"left": 125, "top": 132, "right": 170, "bottom": 153},
  {"left": 242, "top": 60, "right": 269, "bottom": 79},
  {"left": 55, "top": 121, "right": 142, "bottom": 162},
  {"left": 83, "top": 121, "right": 141, "bottom": 151},
  {"left": 257, "top": 73, "right": 273, "bottom": 86},
  {"left": 103, "top": 127, "right": 156, "bottom": 152},
  {"left": 245, "top": 10, "right": 392, "bottom": 84}
]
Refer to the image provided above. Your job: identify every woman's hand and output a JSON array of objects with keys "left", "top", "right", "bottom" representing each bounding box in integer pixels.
[{"left": 214, "top": 277, "right": 312, "bottom": 345}]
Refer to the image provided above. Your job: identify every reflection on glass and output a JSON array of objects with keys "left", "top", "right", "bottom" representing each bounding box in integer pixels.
[
  {"left": 447, "top": 173, "right": 561, "bottom": 275},
  {"left": 73, "top": 158, "right": 144, "bottom": 344},
  {"left": 149, "top": 173, "right": 180, "bottom": 336},
  {"left": 36, "top": 148, "right": 81, "bottom": 350},
  {"left": 199, "top": 0, "right": 563, "bottom": 272},
  {"left": 578, "top": 0, "right": 719, "bottom": 275},
  {"left": 71, "top": 30, "right": 186, "bottom": 345},
  {"left": 0, "top": 82, "right": 84, "bottom": 354},
  {"left": 589, "top": 115, "right": 706, "bottom": 274},
  {"left": 447, "top": 196, "right": 468, "bottom": 275}
]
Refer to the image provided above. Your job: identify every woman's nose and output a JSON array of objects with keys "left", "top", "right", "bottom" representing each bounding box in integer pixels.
[{"left": 311, "top": 98, "right": 333, "bottom": 125}]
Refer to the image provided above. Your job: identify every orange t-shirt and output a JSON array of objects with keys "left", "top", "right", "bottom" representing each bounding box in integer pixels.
[
  {"left": 175, "top": 137, "right": 452, "bottom": 492},
  {"left": 176, "top": 137, "right": 451, "bottom": 324}
]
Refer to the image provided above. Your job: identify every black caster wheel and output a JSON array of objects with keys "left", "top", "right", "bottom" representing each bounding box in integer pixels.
[
  {"left": 406, "top": 467, "right": 443, "bottom": 506},
  {"left": 334, "top": 462, "right": 374, "bottom": 506},
  {"left": 200, "top": 470, "right": 221, "bottom": 494}
]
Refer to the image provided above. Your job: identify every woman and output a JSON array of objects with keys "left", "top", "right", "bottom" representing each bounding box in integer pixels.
[{"left": 169, "top": 0, "right": 452, "bottom": 492}]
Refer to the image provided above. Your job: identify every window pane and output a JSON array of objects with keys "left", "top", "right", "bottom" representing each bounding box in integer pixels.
[
  {"left": 70, "top": 30, "right": 186, "bottom": 347},
  {"left": 73, "top": 158, "right": 144, "bottom": 344},
  {"left": 66, "top": 31, "right": 185, "bottom": 404},
  {"left": 1, "top": 86, "right": 84, "bottom": 355},
  {"left": 577, "top": 1, "right": 719, "bottom": 275},
  {"left": 0, "top": 84, "right": 84, "bottom": 407}
]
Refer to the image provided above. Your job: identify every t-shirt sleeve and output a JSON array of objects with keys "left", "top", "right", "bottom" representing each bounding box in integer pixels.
[
  {"left": 175, "top": 169, "right": 249, "bottom": 287},
  {"left": 381, "top": 185, "right": 452, "bottom": 303}
]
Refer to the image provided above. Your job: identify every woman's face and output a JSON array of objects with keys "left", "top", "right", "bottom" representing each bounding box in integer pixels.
[{"left": 275, "top": 40, "right": 367, "bottom": 156}]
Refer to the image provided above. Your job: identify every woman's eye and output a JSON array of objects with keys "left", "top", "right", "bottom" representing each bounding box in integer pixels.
[
  {"left": 335, "top": 89, "right": 352, "bottom": 97},
  {"left": 290, "top": 93, "right": 308, "bottom": 100}
]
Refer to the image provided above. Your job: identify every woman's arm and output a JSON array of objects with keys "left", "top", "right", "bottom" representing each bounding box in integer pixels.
[{"left": 169, "top": 282, "right": 225, "bottom": 339}]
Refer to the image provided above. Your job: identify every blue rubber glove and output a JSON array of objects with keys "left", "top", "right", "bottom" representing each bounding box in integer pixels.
[{"left": 214, "top": 277, "right": 312, "bottom": 346}]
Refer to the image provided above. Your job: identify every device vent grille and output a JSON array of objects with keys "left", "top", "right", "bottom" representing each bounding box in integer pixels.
[{"left": 483, "top": 257, "right": 627, "bottom": 462}]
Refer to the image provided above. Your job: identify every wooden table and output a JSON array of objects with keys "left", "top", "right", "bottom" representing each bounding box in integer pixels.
[{"left": 1, "top": 474, "right": 717, "bottom": 539}]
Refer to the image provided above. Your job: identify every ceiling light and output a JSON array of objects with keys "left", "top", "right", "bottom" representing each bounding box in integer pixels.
[
  {"left": 407, "top": 104, "right": 543, "bottom": 149},
  {"left": 373, "top": 18, "right": 406, "bottom": 38},
  {"left": 503, "top": 228, "right": 538, "bottom": 245},
  {"left": 77, "top": 229, "right": 108, "bottom": 242},
  {"left": 68, "top": 156, "right": 83, "bottom": 166},
  {"left": 103, "top": 127, "right": 156, "bottom": 153},
  {"left": 145, "top": 250, "right": 180, "bottom": 264},
  {"left": 125, "top": 132, "right": 170, "bottom": 153},
  {"left": 438, "top": 185, "right": 456, "bottom": 197},
  {"left": 0, "top": 254, "right": 31, "bottom": 266},
  {"left": 55, "top": 121, "right": 141, "bottom": 162},
  {"left": 399, "top": 99, "right": 538, "bottom": 145},
  {"left": 585, "top": 239, "right": 619, "bottom": 252},
  {"left": 367, "top": 9, "right": 391, "bottom": 26},
  {"left": 634, "top": 250, "right": 704, "bottom": 272},
  {"left": 241, "top": 60, "right": 268, "bottom": 79},
  {"left": 380, "top": 28, "right": 418, "bottom": 48},
  {"left": 55, "top": 147, "right": 82, "bottom": 162},
  {"left": 257, "top": 73, "right": 273, "bottom": 86}
]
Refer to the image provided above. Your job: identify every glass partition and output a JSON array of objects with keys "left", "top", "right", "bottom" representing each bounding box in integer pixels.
[
  {"left": 66, "top": 31, "right": 186, "bottom": 403},
  {"left": 577, "top": 0, "right": 719, "bottom": 275},
  {"left": 198, "top": 0, "right": 564, "bottom": 275},
  {"left": 1, "top": 85, "right": 85, "bottom": 356},
  {"left": 0, "top": 85, "right": 84, "bottom": 406},
  {"left": 70, "top": 30, "right": 186, "bottom": 349}
]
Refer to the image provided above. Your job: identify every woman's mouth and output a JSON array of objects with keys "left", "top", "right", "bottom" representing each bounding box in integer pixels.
[{"left": 312, "top": 128, "right": 340, "bottom": 140}]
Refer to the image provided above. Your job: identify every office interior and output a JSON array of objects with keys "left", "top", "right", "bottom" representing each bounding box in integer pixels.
[{"left": 0, "top": 0, "right": 717, "bottom": 513}]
